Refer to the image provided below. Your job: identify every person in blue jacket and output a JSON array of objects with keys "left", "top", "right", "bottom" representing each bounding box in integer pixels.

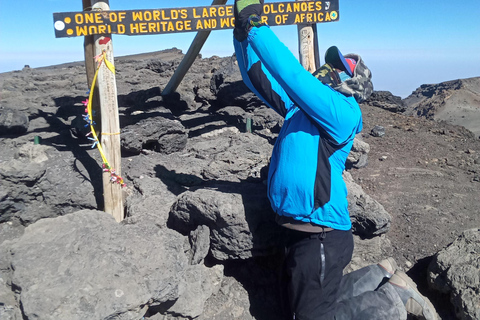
[{"left": 233, "top": 1, "right": 437, "bottom": 319}]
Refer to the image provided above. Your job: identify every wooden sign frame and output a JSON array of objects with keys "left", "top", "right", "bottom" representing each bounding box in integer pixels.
[{"left": 53, "top": 1, "right": 339, "bottom": 38}]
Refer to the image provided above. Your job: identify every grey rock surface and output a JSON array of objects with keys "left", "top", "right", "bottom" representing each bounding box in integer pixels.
[
  {"left": 345, "top": 234, "right": 394, "bottom": 274},
  {"left": 168, "top": 185, "right": 281, "bottom": 260},
  {"left": 0, "top": 239, "right": 21, "bottom": 320},
  {"left": 0, "top": 143, "right": 98, "bottom": 225},
  {"left": 188, "top": 225, "right": 211, "bottom": 265},
  {"left": 0, "top": 107, "right": 29, "bottom": 135},
  {"left": 428, "top": 228, "right": 480, "bottom": 320},
  {"left": 121, "top": 116, "right": 187, "bottom": 155},
  {"left": 365, "top": 91, "right": 407, "bottom": 113},
  {"left": 168, "top": 264, "right": 224, "bottom": 318},
  {"left": 347, "top": 136, "right": 371, "bottom": 169},
  {"left": 5, "top": 210, "right": 222, "bottom": 320},
  {"left": 344, "top": 171, "right": 392, "bottom": 238}
]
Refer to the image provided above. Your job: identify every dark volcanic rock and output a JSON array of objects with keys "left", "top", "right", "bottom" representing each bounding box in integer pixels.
[
  {"left": 371, "top": 125, "right": 386, "bottom": 137},
  {"left": 428, "top": 228, "right": 480, "bottom": 320},
  {"left": 168, "top": 183, "right": 282, "bottom": 261},
  {"left": 0, "top": 143, "right": 98, "bottom": 225},
  {"left": 210, "top": 54, "right": 262, "bottom": 109},
  {"left": 4, "top": 210, "right": 223, "bottom": 320},
  {"left": 364, "top": 90, "right": 407, "bottom": 113},
  {"left": 0, "top": 107, "right": 29, "bottom": 135},
  {"left": 344, "top": 172, "right": 392, "bottom": 238},
  {"left": 121, "top": 116, "right": 187, "bottom": 155},
  {"left": 404, "top": 77, "right": 480, "bottom": 137}
]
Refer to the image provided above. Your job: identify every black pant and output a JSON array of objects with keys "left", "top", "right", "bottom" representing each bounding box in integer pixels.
[{"left": 281, "top": 228, "right": 354, "bottom": 320}]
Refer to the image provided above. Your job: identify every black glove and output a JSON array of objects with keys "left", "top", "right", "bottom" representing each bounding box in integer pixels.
[{"left": 234, "top": 0, "right": 265, "bottom": 42}]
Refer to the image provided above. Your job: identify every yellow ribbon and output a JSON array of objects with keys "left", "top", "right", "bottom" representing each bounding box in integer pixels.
[{"left": 86, "top": 51, "right": 117, "bottom": 169}]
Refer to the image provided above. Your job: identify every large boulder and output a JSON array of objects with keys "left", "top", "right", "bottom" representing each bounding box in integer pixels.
[
  {"left": 4, "top": 210, "right": 223, "bottom": 320},
  {"left": 0, "top": 107, "right": 29, "bottom": 136},
  {"left": 168, "top": 173, "right": 392, "bottom": 261},
  {"left": 121, "top": 116, "right": 187, "bottom": 155},
  {"left": 0, "top": 143, "right": 99, "bottom": 225},
  {"left": 344, "top": 171, "right": 392, "bottom": 238},
  {"left": 168, "top": 184, "right": 282, "bottom": 260},
  {"left": 347, "top": 136, "right": 370, "bottom": 169},
  {"left": 428, "top": 228, "right": 480, "bottom": 320},
  {"left": 364, "top": 91, "right": 407, "bottom": 113}
]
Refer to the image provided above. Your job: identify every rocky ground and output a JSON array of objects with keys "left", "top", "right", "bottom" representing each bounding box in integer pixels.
[{"left": 0, "top": 49, "right": 479, "bottom": 320}]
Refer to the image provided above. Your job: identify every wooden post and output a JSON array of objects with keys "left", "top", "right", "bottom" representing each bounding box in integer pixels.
[
  {"left": 83, "top": 0, "right": 95, "bottom": 87},
  {"left": 296, "top": 0, "right": 318, "bottom": 72},
  {"left": 162, "top": 0, "right": 228, "bottom": 95},
  {"left": 312, "top": 24, "right": 321, "bottom": 69},
  {"left": 91, "top": 0, "right": 124, "bottom": 222},
  {"left": 83, "top": 0, "right": 101, "bottom": 132}
]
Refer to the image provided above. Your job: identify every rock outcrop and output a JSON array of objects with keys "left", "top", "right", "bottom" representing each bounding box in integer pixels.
[
  {"left": 121, "top": 116, "right": 187, "bottom": 155},
  {"left": 0, "top": 143, "right": 99, "bottom": 225},
  {"left": 428, "top": 228, "right": 480, "bottom": 320},
  {"left": 344, "top": 171, "right": 392, "bottom": 238},
  {"left": 0, "top": 107, "right": 29, "bottom": 135},
  {"left": 2, "top": 210, "right": 223, "bottom": 320},
  {"left": 365, "top": 91, "right": 407, "bottom": 114},
  {"left": 403, "top": 77, "right": 480, "bottom": 138}
]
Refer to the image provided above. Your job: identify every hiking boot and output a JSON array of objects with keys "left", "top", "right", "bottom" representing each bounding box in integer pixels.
[
  {"left": 378, "top": 257, "right": 397, "bottom": 278},
  {"left": 234, "top": 0, "right": 265, "bottom": 41},
  {"left": 389, "top": 271, "right": 437, "bottom": 320}
]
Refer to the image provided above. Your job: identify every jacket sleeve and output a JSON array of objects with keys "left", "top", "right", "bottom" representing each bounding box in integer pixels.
[
  {"left": 247, "top": 26, "right": 362, "bottom": 144},
  {"left": 234, "top": 37, "right": 295, "bottom": 118}
]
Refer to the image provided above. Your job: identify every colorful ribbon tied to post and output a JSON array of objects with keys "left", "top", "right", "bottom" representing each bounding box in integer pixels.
[{"left": 83, "top": 50, "right": 126, "bottom": 188}]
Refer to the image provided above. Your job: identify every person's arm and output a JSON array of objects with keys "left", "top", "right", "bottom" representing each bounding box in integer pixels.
[
  {"left": 247, "top": 26, "right": 361, "bottom": 143},
  {"left": 234, "top": 38, "right": 294, "bottom": 118}
]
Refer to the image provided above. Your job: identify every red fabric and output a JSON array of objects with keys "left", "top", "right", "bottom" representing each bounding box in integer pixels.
[{"left": 346, "top": 58, "right": 357, "bottom": 74}]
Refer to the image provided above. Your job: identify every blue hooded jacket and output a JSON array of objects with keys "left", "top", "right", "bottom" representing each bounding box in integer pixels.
[{"left": 234, "top": 26, "right": 363, "bottom": 231}]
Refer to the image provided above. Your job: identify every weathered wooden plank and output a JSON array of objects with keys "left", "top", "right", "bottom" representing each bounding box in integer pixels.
[{"left": 92, "top": 1, "right": 124, "bottom": 222}]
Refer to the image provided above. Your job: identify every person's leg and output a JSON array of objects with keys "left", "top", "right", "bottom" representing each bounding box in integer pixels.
[
  {"left": 333, "top": 270, "right": 438, "bottom": 320},
  {"left": 284, "top": 229, "right": 353, "bottom": 320},
  {"left": 334, "top": 283, "right": 408, "bottom": 320},
  {"left": 336, "top": 258, "right": 397, "bottom": 302}
]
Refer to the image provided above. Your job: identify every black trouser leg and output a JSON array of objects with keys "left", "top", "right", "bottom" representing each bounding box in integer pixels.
[{"left": 282, "top": 229, "right": 354, "bottom": 320}]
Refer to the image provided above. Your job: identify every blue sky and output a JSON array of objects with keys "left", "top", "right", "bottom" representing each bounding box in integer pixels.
[{"left": 1, "top": 0, "right": 479, "bottom": 98}]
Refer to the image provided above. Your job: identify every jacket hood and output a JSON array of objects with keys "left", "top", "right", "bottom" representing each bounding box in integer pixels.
[{"left": 333, "top": 53, "right": 373, "bottom": 103}]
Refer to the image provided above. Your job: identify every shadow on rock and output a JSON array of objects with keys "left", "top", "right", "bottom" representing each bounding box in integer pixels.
[
  {"left": 408, "top": 255, "right": 455, "bottom": 320},
  {"left": 37, "top": 109, "right": 103, "bottom": 209},
  {"left": 160, "top": 165, "right": 285, "bottom": 319}
]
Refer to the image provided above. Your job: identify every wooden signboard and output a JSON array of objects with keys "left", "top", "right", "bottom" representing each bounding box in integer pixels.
[{"left": 53, "top": 1, "right": 339, "bottom": 38}]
